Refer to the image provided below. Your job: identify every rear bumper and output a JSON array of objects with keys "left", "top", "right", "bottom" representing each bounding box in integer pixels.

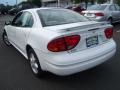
[
  {"left": 36, "top": 40, "right": 116, "bottom": 76},
  {"left": 45, "top": 48, "right": 115, "bottom": 76}
]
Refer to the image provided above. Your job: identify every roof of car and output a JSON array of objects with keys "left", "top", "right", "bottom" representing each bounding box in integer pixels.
[{"left": 98, "top": 3, "right": 116, "bottom": 6}]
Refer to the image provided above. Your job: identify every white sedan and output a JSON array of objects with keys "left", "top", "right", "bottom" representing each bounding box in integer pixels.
[{"left": 3, "top": 8, "right": 116, "bottom": 77}]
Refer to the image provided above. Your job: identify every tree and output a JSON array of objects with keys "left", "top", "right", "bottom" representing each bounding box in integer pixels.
[
  {"left": 97, "top": 0, "right": 106, "bottom": 4},
  {"left": 28, "top": 0, "right": 42, "bottom": 7},
  {"left": 116, "top": 0, "right": 120, "bottom": 6},
  {"left": 72, "top": 0, "right": 94, "bottom": 4}
]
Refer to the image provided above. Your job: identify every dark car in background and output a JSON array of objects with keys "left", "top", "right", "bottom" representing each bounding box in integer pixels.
[
  {"left": 8, "top": 2, "right": 38, "bottom": 15},
  {"left": 65, "top": 4, "right": 85, "bottom": 13},
  {"left": 73, "top": 4, "right": 85, "bottom": 13},
  {"left": 0, "top": 6, "right": 8, "bottom": 15},
  {"left": 0, "top": 4, "right": 12, "bottom": 15}
]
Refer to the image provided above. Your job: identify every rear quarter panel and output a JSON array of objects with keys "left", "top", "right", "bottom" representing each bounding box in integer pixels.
[{"left": 26, "top": 28, "right": 60, "bottom": 53}]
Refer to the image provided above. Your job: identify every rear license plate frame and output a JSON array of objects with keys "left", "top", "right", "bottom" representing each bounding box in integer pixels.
[{"left": 86, "top": 36, "right": 99, "bottom": 47}]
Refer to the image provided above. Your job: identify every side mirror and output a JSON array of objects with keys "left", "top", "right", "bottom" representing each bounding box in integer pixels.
[{"left": 5, "top": 21, "right": 11, "bottom": 25}]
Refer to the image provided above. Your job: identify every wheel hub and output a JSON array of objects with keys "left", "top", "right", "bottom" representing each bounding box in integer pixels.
[{"left": 30, "top": 53, "right": 39, "bottom": 74}]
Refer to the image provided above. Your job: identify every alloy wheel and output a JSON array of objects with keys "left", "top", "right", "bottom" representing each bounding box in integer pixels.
[{"left": 29, "top": 53, "right": 39, "bottom": 74}]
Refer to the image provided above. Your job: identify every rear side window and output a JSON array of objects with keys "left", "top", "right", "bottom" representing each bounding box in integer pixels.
[
  {"left": 28, "top": 15, "right": 34, "bottom": 27},
  {"left": 87, "top": 5, "right": 107, "bottom": 10},
  {"left": 37, "top": 9, "right": 89, "bottom": 27},
  {"left": 12, "top": 12, "right": 23, "bottom": 26},
  {"left": 22, "top": 12, "right": 34, "bottom": 27},
  {"left": 115, "top": 5, "right": 120, "bottom": 11},
  {"left": 109, "top": 5, "right": 116, "bottom": 11}
]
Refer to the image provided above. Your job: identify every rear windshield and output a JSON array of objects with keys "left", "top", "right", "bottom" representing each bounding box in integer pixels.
[
  {"left": 37, "top": 9, "right": 90, "bottom": 27},
  {"left": 87, "top": 5, "right": 107, "bottom": 10}
]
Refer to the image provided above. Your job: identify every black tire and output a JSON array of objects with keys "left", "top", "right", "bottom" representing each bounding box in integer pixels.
[
  {"left": 2, "top": 31, "right": 11, "bottom": 46},
  {"left": 108, "top": 18, "right": 113, "bottom": 25},
  {"left": 28, "top": 49, "right": 44, "bottom": 77}
]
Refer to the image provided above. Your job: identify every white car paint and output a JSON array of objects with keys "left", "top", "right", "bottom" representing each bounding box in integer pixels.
[{"left": 4, "top": 8, "right": 116, "bottom": 76}]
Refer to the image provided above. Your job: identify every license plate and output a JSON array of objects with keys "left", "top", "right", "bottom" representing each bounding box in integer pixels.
[{"left": 86, "top": 36, "right": 99, "bottom": 47}]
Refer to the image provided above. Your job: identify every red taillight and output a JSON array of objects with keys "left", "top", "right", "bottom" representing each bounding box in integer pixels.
[
  {"left": 64, "top": 35, "right": 80, "bottom": 50},
  {"left": 47, "top": 35, "right": 80, "bottom": 52},
  {"left": 95, "top": 13, "right": 104, "bottom": 16},
  {"left": 104, "top": 28, "right": 113, "bottom": 39}
]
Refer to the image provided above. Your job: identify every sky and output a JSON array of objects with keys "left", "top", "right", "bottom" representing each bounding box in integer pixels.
[{"left": 0, "top": 0, "right": 26, "bottom": 5}]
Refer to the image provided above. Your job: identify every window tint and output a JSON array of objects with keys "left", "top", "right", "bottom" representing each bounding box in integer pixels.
[
  {"left": 109, "top": 5, "right": 116, "bottom": 11},
  {"left": 37, "top": 9, "right": 89, "bottom": 27}
]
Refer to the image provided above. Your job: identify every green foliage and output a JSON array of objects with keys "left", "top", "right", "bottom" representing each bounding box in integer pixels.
[
  {"left": 30, "top": 0, "right": 42, "bottom": 7},
  {"left": 73, "top": 0, "right": 89, "bottom": 4},
  {"left": 116, "top": 0, "right": 120, "bottom": 6},
  {"left": 97, "top": 0, "right": 106, "bottom": 4},
  {"left": 73, "top": 0, "right": 81, "bottom": 3}
]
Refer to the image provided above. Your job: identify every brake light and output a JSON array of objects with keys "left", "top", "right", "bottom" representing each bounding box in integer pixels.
[
  {"left": 104, "top": 28, "right": 113, "bottom": 39},
  {"left": 47, "top": 35, "right": 80, "bottom": 52},
  {"left": 95, "top": 13, "right": 104, "bottom": 16}
]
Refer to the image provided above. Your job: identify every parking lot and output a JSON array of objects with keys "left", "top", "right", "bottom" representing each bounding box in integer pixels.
[{"left": 0, "top": 15, "right": 120, "bottom": 90}]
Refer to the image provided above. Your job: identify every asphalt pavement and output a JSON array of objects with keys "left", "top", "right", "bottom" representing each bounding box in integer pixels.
[{"left": 0, "top": 15, "right": 120, "bottom": 90}]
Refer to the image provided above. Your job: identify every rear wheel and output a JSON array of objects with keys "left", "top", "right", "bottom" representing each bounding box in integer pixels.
[
  {"left": 2, "top": 31, "right": 11, "bottom": 46},
  {"left": 28, "top": 49, "right": 44, "bottom": 77}
]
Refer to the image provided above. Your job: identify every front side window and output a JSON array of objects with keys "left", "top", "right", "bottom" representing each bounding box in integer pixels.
[
  {"left": 12, "top": 12, "right": 23, "bottom": 26},
  {"left": 37, "top": 9, "right": 89, "bottom": 27}
]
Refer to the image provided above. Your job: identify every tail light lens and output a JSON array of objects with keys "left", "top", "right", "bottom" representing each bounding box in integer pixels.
[
  {"left": 104, "top": 28, "right": 113, "bottom": 39},
  {"left": 95, "top": 13, "right": 104, "bottom": 16},
  {"left": 47, "top": 35, "right": 80, "bottom": 52}
]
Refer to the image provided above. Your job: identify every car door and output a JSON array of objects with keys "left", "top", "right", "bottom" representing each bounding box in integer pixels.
[
  {"left": 109, "top": 5, "right": 119, "bottom": 22},
  {"left": 14, "top": 11, "right": 34, "bottom": 54},
  {"left": 6, "top": 12, "right": 23, "bottom": 45}
]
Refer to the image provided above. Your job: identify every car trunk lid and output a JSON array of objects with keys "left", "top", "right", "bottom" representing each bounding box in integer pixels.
[{"left": 44, "top": 21, "right": 112, "bottom": 53}]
